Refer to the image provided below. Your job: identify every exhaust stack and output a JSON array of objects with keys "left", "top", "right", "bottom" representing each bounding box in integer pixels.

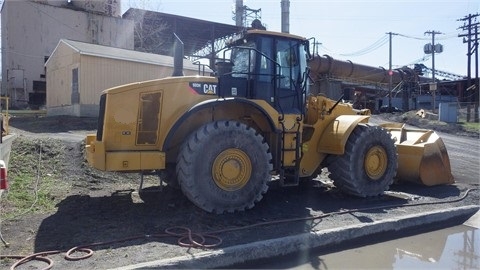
[
  {"left": 235, "top": 0, "right": 244, "bottom": 27},
  {"left": 281, "top": 0, "right": 290, "bottom": 33},
  {"left": 172, "top": 33, "right": 184, "bottom": 77}
]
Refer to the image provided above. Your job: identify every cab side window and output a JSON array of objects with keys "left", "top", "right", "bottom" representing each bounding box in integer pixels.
[
  {"left": 232, "top": 47, "right": 255, "bottom": 78},
  {"left": 276, "top": 40, "right": 300, "bottom": 90}
]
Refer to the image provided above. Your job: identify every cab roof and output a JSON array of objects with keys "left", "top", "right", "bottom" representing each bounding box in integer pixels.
[{"left": 245, "top": 29, "right": 307, "bottom": 41}]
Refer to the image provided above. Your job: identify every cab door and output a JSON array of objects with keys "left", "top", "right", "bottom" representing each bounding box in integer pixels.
[
  {"left": 274, "top": 39, "right": 303, "bottom": 114},
  {"left": 251, "top": 36, "right": 303, "bottom": 114}
]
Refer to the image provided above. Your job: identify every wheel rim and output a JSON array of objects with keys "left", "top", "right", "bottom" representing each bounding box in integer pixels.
[
  {"left": 212, "top": 148, "right": 252, "bottom": 191},
  {"left": 364, "top": 146, "right": 388, "bottom": 180}
]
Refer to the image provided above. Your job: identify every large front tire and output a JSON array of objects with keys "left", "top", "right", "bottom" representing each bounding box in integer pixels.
[
  {"left": 176, "top": 121, "right": 273, "bottom": 213},
  {"left": 328, "top": 124, "right": 397, "bottom": 197}
]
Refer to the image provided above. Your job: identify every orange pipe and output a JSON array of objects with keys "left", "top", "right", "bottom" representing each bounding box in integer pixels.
[{"left": 308, "top": 55, "right": 420, "bottom": 84}]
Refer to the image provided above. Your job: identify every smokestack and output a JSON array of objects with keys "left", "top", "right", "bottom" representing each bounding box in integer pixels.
[
  {"left": 172, "top": 33, "right": 184, "bottom": 77},
  {"left": 281, "top": 0, "right": 290, "bottom": 33},
  {"left": 235, "top": 0, "right": 244, "bottom": 27}
]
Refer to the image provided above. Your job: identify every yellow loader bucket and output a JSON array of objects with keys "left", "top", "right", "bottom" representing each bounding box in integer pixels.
[{"left": 381, "top": 123, "right": 454, "bottom": 186}]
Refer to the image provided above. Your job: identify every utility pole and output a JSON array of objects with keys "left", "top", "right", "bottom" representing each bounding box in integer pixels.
[
  {"left": 233, "top": 0, "right": 262, "bottom": 29},
  {"left": 458, "top": 13, "right": 479, "bottom": 122},
  {"left": 424, "top": 30, "right": 443, "bottom": 113},
  {"left": 313, "top": 41, "right": 322, "bottom": 56},
  {"left": 476, "top": 25, "right": 479, "bottom": 122},
  {"left": 387, "top": 32, "right": 398, "bottom": 112}
]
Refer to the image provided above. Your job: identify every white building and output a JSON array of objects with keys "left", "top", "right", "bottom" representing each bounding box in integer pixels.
[{"left": 46, "top": 39, "right": 204, "bottom": 117}]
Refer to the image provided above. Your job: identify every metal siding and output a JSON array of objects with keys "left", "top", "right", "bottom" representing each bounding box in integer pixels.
[
  {"left": 80, "top": 55, "right": 177, "bottom": 105},
  {"left": 46, "top": 43, "right": 80, "bottom": 109},
  {"left": 79, "top": 54, "right": 203, "bottom": 107}
]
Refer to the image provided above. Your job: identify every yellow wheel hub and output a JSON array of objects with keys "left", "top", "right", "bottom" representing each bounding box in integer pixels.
[
  {"left": 212, "top": 149, "right": 252, "bottom": 191},
  {"left": 364, "top": 146, "right": 388, "bottom": 180}
]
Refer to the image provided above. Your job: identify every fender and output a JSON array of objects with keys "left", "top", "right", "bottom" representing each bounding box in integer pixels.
[
  {"left": 162, "top": 98, "right": 278, "bottom": 152},
  {"left": 317, "top": 115, "right": 370, "bottom": 155}
]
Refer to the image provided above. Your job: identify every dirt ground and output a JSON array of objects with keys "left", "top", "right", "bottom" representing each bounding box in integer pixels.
[
  {"left": 0, "top": 113, "right": 478, "bottom": 269},
  {"left": 379, "top": 110, "right": 480, "bottom": 138}
]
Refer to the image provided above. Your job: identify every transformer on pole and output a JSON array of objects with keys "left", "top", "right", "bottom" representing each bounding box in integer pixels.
[{"left": 424, "top": 30, "right": 443, "bottom": 113}]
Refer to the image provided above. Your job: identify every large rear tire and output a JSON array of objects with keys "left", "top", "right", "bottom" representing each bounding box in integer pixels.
[
  {"left": 328, "top": 124, "right": 397, "bottom": 197},
  {"left": 176, "top": 121, "right": 272, "bottom": 213}
]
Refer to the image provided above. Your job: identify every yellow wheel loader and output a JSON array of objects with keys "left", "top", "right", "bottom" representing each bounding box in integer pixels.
[{"left": 85, "top": 29, "right": 453, "bottom": 213}]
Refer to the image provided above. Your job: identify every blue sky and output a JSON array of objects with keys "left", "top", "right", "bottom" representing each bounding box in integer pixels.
[{"left": 122, "top": 0, "right": 480, "bottom": 78}]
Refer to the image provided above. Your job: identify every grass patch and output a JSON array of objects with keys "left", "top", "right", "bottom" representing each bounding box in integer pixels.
[
  {"left": 460, "top": 121, "right": 480, "bottom": 133},
  {"left": 1, "top": 173, "right": 58, "bottom": 219},
  {"left": 1, "top": 137, "right": 70, "bottom": 220}
]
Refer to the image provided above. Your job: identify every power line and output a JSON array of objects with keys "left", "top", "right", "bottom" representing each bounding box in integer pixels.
[
  {"left": 403, "top": 54, "right": 431, "bottom": 66},
  {"left": 339, "top": 34, "right": 388, "bottom": 56},
  {"left": 396, "top": 33, "right": 429, "bottom": 40},
  {"left": 24, "top": 1, "right": 86, "bottom": 35},
  {"left": 0, "top": 48, "right": 44, "bottom": 59},
  {"left": 396, "top": 33, "right": 455, "bottom": 41},
  {"left": 317, "top": 43, "right": 337, "bottom": 56}
]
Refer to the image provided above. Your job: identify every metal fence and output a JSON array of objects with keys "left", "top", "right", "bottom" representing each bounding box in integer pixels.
[{"left": 450, "top": 102, "right": 479, "bottom": 123}]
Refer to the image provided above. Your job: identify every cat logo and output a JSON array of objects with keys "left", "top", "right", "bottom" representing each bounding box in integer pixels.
[
  {"left": 189, "top": 82, "right": 218, "bottom": 95},
  {"left": 203, "top": 84, "right": 217, "bottom": 94}
]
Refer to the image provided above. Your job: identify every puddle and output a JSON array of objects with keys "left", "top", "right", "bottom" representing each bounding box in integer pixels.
[
  {"left": 242, "top": 225, "right": 479, "bottom": 269},
  {"left": 317, "top": 225, "right": 479, "bottom": 270}
]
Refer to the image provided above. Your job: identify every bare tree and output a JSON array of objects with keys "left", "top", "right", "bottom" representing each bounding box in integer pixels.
[
  {"left": 125, "top": 1, "right": 170, "bottom": 54},
  {"left": 127, "top": 0, "right": 161, "bottom": 11}
]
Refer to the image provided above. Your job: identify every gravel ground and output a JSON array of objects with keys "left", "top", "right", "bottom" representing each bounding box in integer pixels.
[{"left": 0, "top": 113, "right": 478, "bottom": 269}]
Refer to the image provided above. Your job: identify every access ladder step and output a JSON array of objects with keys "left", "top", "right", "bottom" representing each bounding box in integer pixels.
[{"left": 279, "top": 167, "right": 300, "bottom": 187}]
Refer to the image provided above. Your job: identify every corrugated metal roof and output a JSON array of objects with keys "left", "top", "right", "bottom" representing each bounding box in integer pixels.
[
  {"left": 122, "top": 9, "right": 242, "bottom": 57},
  {"left": 57, "top": 39, "right": 200, "bottom": 70}
]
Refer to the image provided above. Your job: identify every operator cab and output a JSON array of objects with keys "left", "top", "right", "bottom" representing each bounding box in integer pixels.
[{"left": 217, "top": 30, "right": 310, "bottom": 114}]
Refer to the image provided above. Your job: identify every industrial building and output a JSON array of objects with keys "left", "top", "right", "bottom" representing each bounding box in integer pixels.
[
  {"left": 45, "top": 39, "right": 203, "bottom": 117},
  {"left": 122, "top": 8, "right": 242, "bottom": 68},
  {"left": 0, "top": 0, "right": 241, "bottom": 114},
  {"left": 1, "top": 0, "right": 134, "bottom": 109}
]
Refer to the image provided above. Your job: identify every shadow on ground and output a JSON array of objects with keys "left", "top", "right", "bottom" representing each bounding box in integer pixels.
[
  {"left": 9, "top": 115, "right": 98, "bottom": 133},
  {"left": 32, "top": 180, "right": 462, "bottom": 254},
  {"left": 391, "top": 182, "right": 461, "bottom": 199}
]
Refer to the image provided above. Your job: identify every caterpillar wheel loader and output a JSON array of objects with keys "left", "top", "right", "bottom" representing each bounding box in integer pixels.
[{"left": 85, "top": 29, "right": 453, "bottom": 214}]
